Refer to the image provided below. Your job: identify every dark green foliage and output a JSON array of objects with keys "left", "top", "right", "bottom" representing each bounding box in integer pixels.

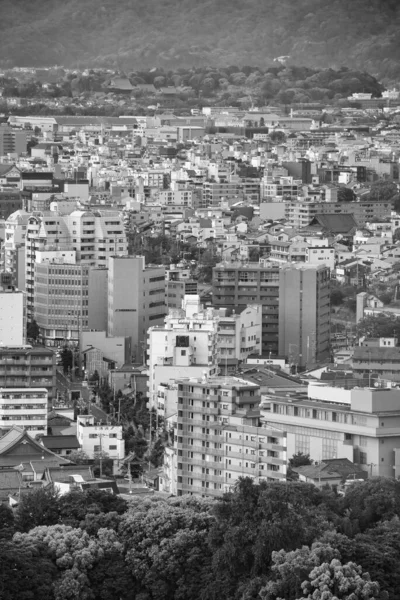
[
  {"left": 0, "top": 538, "right": 57, "bottom": 600},
  {"left": 58, "top": 488, "right": 128, "bottom": 527},
  {"left": 0, "top": 504, "right": 15, "bottom": 539},
  {"left": 357, "top": 314, "right": 400, "bottom": 339},
  {"left": 26, "top": 319, "right": 40, "bottom": 341},
  {"left": 3, "top": 479, "right": 400, "bottom": 600},
  {"left": 14, "top": 487, "right": 60, "bottom": 532}
]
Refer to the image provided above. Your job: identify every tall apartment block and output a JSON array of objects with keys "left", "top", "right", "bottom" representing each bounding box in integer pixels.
[
  {"left": 108, "top": 256, "right": 166, "bottom": 363},
  {"left": 213, "top": 261, "right": 330, "bottom": 365},
  {"left": 1, "top": 209, "right": 29, "bottom": 289},
  {"left": 163, "top": 376, "right": 287, "bottom": 497},
  {"left": 0, "top": 346, "right": 56, "bottom": 407},
  {"left": 213, "top": 261, "right": 280, "bottom": 356},
  {"left": 278, "top": 264, "right": 330, "bottom": 368},
  {"left": 26, "top": 208, "right": 127, "bottom": 320}
]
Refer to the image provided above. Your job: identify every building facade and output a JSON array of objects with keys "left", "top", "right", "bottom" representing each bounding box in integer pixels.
[
  {"left": 108, "top": 256, "right": 166, "bottom": 363},
  {"left": 0, "top": 346, "right": 56, "bottom": 407},
  {"left": 278, "top": 264, "right": 330, "bottom": 368},
  {"left": 163, "top": 376, "right": 287, "bottom": 497},
  {"left": 0, "top": 387, "right": 47, "bottom": 437}
]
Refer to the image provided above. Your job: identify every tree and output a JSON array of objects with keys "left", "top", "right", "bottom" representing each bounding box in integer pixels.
[
  {"left": 393, "top": 228, "right": 400, "bottom": 243},
  {"left": 356, "top": 314, "right": 400, "bottom": 340},
  {"left": 120, "top": 496, "right": 214, "bottom": 600},
  {"left": 330, "top": 288, "right": 345, "bottom": 306},
  {"left": 14, "top": 524, "right": 133, "bottom": 600},
  {"left": 150, "top": 437, "right": 165, "bottom": 467},
  {"left": 341, "top": 478, "right": 400, "bottom": 532},
  {"left": 289, "top": 453, "right": 313, "bottom": 468},
  {"left": 68, "top": 449, "right": 90, "bottom": 464},
  {"left": 0, "top": 538, "right": 57, "bottom": 600},
  {"left": 260, "top": 543, "right": 340, "bottom": 600},
  {"left": 27, "top": 319, "right": 40, "bottom": 341},
  {"left": 58, "top": 488, "right": 127, "bottom": 527},
  {"left": 14, "top": 487, "right": 60, "bottom": 532},
  {"left": 337, "top": 188, "right": 356, "bottom": 202},
  {"left": 0, "top": 504, "right": 14, "bottom": 539},
  {"left": 60, "top": 346, "right": 73, "bottom": 375},
  {"left": 299, "top": 559, "right": 381, "bottom": 600}
]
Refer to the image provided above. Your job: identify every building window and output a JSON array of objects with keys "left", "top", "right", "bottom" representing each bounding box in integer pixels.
[{"left": 109, "top": 445, "right": 117, "bottom": 450}]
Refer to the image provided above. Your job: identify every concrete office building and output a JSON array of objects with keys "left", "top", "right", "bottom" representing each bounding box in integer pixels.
[
  {"left": 162, "top": 376, "right": 287, "bottom": 497},
  {"left": 263, "top": 382, "right": 400, "bottom": 478},
  {"left": 278, "top": 264, "right": 330, "bottom": 368},
  {"left": 0, "top": 346, "right": 56, "bottom": 407},
  {"left": 34, "top": 254, "right": 108, "bottom": 346},
  {"left": 81, "top": 331, "right": 131, "bottom": 378},
  {"left": 107, "top": 256, "right": 166, "bottom": 363},
  {"left": 0, "top": 388, "right": 48, "bottom": 437}
]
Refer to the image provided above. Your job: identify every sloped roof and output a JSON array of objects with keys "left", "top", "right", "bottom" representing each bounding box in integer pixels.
[
  {"left": 0, "top": 164, "right": 19, "bottom": 176},
  {"left": 45, "top": 465, "right": 94, "bottom": 483},
  {"left": 0, "top": 426, "right": 72, "bottom": 467},
  {"left": 305, "top": 213, "right": 358, "bottom": 234},
  {"left": 41, "top": 435, "right": 80, "bottom": 450},
  {"left": 0, "top": 469, "right": 23, "bottom": 490},
  {"left": 353, "top": 346, "right": 400, "bottom": 361}
]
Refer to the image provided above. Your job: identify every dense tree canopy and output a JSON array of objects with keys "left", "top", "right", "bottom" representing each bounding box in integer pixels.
[{"left": 2, "top": 478, "right": 400, "bottom": 600}]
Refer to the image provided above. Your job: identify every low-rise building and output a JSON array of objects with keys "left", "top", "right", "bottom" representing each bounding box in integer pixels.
[
  {"left": 77, "top": 414, "right": 125, "bottom": 462},
  {"left": 263, "top": 382, "right": 400, "bottom": 478}
]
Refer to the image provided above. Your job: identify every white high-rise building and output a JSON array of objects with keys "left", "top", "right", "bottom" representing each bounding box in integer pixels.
[
  {"left": 147, "top": 296, "right": 262, "bottom": 409},
  {"left": 26, "top": 207, "right": 128, "bottom": 320}
]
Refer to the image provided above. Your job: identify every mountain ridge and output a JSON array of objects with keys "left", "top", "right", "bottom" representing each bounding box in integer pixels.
[{"left": 1, "top": 0, "right": 399, "bottom": 80}]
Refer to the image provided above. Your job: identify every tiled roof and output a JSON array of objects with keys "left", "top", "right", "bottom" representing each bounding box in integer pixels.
[{"left": 41, "top": 435, "right": 80, "bottom": 450}]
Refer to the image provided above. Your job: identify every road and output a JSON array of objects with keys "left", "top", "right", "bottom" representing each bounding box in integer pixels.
[{"left": 56, "top": 369, "right": 90, "bottom": 405}]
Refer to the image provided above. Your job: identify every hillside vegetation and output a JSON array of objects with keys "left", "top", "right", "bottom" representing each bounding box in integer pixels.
[{"left": 0, "top": 0, "right": 400, "bottom": 80}]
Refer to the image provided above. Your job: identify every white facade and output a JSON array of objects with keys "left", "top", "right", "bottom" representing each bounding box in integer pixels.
[
  {"left": 147, "top": 296, "right": 219, "bottom": 406},
  {"left": 26, "top": 208, "right": 127, "bottom": 320},
  {"left": 0, "top": 290, "right": 25, "bottom": 345},
  {"left": 0, "top": 387, "right": 47, "bottom": 436},
  {"left": 77, "top": 415, "right": 125, "bottom": 460}
]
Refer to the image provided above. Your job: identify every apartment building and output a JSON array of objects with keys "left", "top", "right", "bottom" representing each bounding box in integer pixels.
[
  {"left": 278, "top": 264, "right": 331, "bottom": 368},
  {"left": 77, "top": 415, "right": 125, "bottom": 461},
  {"left": 213, "top": 262, "right": 280, "bottom": 356},
  {"left": 217, "top": 305, "right": 262, "bottom": 370},
  {"left": 108, "top": 256, "right": 166, "bottom": 363},
  {"left": 261, "top": 176, "right": 301, "bottom": 200},
  {"left": 202, "top": 181, "right": 244, "bottom": 207},
  {"left": 166, "top": 267, "right": 198, "bottom": 310},
  {"left": 0, "top": 387, "right": 48, "bottom": 437},
  {"left": 285, "top": 200, "right": 391, "bottom": 229},
  {"left": 1, "top": 209, "right": 29, "bottom": 289},
  {"left": 352, "top": 345, "right": 400, "bottom": 382},
  {"left": 263, "top": 383, "right": 400, "bottom": 478},
  {"left": 156, "top": 189, "right": 194, "bottom": 207},
  {"left": 0, "top": 126, "right": 27, "bottom": 156},
  {"left": 25, "top": 208, "right": 127, "bottom": 320},
  {"left": 147, "top": 296, "right": 219, "bottom": 406},
  {"left": 163, "top": 376, "right": 286, "bottom": 497},
  {"left": 0, "top": 346, "right": 56, "bottom": 407}
]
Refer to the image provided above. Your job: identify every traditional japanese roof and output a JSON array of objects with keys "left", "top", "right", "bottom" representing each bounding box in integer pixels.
[
  {"left": 41, "top": 435, "right": 80, "bottom": 450},
  {"left": 0, "top": 426, "right": 72, "bottom": 468}
]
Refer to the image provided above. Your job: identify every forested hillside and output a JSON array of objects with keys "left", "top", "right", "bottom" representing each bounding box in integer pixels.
[{"left": 1, "top": 0, "right": 400, "bottom": 80}]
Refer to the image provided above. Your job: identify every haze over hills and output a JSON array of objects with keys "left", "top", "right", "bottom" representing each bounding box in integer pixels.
[{"left": 1, "top": 0, "right": 399, "bottom": 80}]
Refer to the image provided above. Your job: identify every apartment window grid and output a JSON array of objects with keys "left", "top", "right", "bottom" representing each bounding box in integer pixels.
[
  {"left": 322, "top": 438, "right": 337, "bottom": 460},
  {"left": 295, "top": 434, "right": 310, "bottom": 455}
]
